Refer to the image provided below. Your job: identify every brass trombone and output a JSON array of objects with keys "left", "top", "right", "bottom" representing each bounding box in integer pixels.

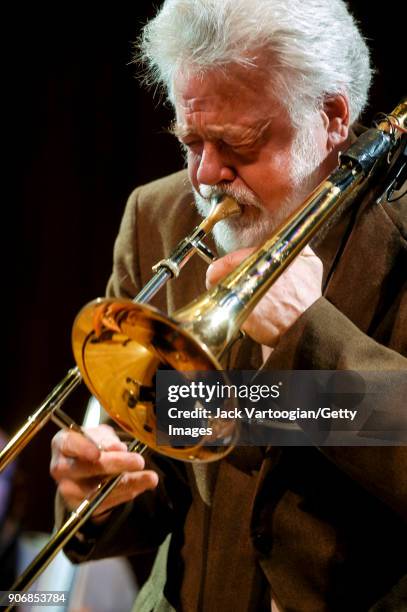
[
  {"left": 0, "top": 194, "right": 240, "bottom": 473},
  {"left": 2, "top": 99, "right": 406, "bottom": 605}
]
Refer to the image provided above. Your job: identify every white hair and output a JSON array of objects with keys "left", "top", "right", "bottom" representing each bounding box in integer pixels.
[{"left": 138, "top": 0, "right": 372, "bottom": 126}]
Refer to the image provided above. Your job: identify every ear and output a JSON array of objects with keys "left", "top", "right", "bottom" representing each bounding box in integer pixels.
[{"left": 320, "top": 94, "right": 350, "bottom": 152}]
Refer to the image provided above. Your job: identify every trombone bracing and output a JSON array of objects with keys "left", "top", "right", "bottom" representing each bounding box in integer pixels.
[
  {"left": 0, "top": 195, "right": 240, "bottom": 473},
  {"left": 2, "top": 99, "right": 406, "bottom": 605}
]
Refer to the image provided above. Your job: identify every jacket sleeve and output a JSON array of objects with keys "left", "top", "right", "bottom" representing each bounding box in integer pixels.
[
  {"left": 264, "top": 289, "right": 407, "bottom": 521},
  {"left": 56, "top": 454, "right": 190, "bottom": 562}
]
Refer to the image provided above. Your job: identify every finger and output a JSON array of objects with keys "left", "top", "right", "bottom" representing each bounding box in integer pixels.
[
  {"left": 52, "top": 425, "right": 127, "bottom": 461},
  {"left": 297, "top": 245, "right": 324, "bottom": 276},
  {"left": 51, "top": 450, "right": 145, "bottom": 481},
  {"left": 299, "top": 244, "right": 317, "bottom": 257},
  {"left": 97, "top": 470, "right": 159, "bottom": 512},
  {"left": 85, "top": 424, "right": 127, "bottom": 452},
  {"left": 95, "top": 450, "right": 146, "bottom": 475},
  {"left": 58, "top": 470, "right": 159, "bottom": 513},
  {"left": 206, "top": 248, "right": 255, "bottom": 288},
  {"left": 52, "top": 430, "right": 101, "bottom": 463}
]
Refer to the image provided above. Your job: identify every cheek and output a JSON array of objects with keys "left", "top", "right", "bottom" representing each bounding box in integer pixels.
[{"left": 238, "top": 151, "right": 293, "bottom": 200}]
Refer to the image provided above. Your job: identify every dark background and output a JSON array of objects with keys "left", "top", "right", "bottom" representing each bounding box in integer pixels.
[{"left": 2, "top": 2, "right": 404, "bottom": 532}]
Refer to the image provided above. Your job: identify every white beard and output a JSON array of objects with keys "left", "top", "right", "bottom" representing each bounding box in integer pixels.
[{"left": 193, "top": 125, "right": 325, "bottom": 254}]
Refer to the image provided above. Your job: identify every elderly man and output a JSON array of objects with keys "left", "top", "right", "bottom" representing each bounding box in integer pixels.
[{"left": 50, "top": 1, "right": 407, "bottom": 610}]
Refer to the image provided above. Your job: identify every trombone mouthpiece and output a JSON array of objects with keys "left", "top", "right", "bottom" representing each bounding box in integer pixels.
[
  {"left": 213, "top": 194, "right": 242, "bottom": 218},
  {"left": 200, "top": 195, "right": 241, "bottom": 234}
]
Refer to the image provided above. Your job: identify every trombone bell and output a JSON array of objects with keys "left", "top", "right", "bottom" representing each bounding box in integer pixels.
[{"left": 72, "top": 298, "right": 238, "bottom": 462}]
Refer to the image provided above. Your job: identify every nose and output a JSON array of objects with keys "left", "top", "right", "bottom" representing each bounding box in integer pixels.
[{"left": 196, "top": 142, "right": 236, "bottom": 185}]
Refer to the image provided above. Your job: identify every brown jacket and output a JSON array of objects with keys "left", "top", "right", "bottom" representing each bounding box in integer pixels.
[{"left": 57, "top": 167, "right": 407, "bottom": 612}]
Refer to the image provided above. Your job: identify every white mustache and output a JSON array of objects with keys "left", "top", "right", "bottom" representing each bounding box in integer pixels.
[{"left": 198, "top": 183, "right": 265, "bottom": 210}]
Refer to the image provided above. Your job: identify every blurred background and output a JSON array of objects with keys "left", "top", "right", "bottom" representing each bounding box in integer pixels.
[{"left": 2, "top": 0, "right": 404, "bottom": 573}]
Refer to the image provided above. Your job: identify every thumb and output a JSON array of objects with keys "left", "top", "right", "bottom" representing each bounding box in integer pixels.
[{"left": 206, "top": 248, "right": 255, "bottom": 289}]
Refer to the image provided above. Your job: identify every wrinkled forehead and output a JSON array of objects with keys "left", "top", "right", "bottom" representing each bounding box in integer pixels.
[{"left": 172, "top": 62, "right": 289, "bottom": 128}]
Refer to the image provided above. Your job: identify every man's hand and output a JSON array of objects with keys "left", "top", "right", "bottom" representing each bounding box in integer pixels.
[
  {"left": 50, "top": 424, "right": 158, "bottom": 521},
  {"left": 206, "top": 245, "right": 323, "bottom": 347}
]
